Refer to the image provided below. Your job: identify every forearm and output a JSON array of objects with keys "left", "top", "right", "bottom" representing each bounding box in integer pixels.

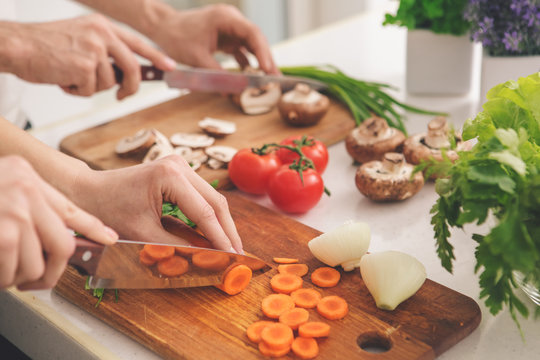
[{"left": 0, "top": 21, "right": 28, "bottom": 74}]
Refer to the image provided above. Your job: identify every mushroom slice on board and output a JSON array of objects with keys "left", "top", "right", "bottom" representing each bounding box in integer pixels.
[
  {"left": 207, "top": 158, "right": 225, "bottom": 170},
  {"left": 355, "top": 152, "right": 424, "bottom": 201},
  {"left": 170, "top": 133, "right": 215, "bottom": 148},
  {"left": 143, "top": 143, "right": 173, "bottom": 163},
  {"left": 345, "top": 117, "right": 406, "bottom": 164},
  {"left": 278, "top": 83, "right": 330, "bottom": 126},
  {"left": 115, "top": 128, "right": 156, "bottom": 157},
  {"left": 198, "top": 117, "right": 237, "bottom": 137},
  {"left": 205, "top": 145, "right": 238, "bottom": 164},
  {"left": 239, "top": 82, "right": 281, "bottom": 115},
  {"left": 173, "top": 146, "right": 193, "bottom": 158},
  {"left": 152, "top": 129, "right": 174, "bottom": 152}
]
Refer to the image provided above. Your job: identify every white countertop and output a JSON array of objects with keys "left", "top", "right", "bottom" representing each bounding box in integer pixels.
[{"left": 1, "top": 7, "right": 539, "bottom": 360}]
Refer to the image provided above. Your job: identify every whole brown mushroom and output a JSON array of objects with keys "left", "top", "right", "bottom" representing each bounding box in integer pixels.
[
  {"left": 345, "top": 117, "right": 406, "bottom": 163},
  {"left": 115, "top": 128, "right": 156, "bottom": 157},
  {"left": 355, "top": 152, "right": 424, "bottom": 201},
  {"left": 277, "top": 83, "right": 330, "bottom": 126}
]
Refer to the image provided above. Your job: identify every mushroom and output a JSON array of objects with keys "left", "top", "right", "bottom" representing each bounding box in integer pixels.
[
  {"left": 169, "top": 133, "right": 215, "bottom": 148},
  {"left": 115, "top": 128, "right": 156, "bottom": 157},
  {"left": 173, "top": 146, "right": 192, "bottom": 158},
  {"left": 345, "top": 117, "right": 406, "bottom": 163},
  {"left": 198, "top": 117, "right": 237, "bottom": 137},
  {"left": 205, "top": 145, "right": 237, "bottom": 163},
  {"left": 207, "top": 158, "right": 225, "bottom": 170},
  {"left": 239, "top": 82, "right": 281, "bottom": 115},
  {"left": 142, "top": 143, "right": 173, "bottom": 163},
  {"left": 180, "top": 148, "right": 208, "bottom": 171},
  {"left": 277, "top": 83, "right": 330, "bottom": 126},
  {"left": 152, "top": 129, "right": 174, "bottom": 152},
  {"left": 355, "top": 152, "right": 424, "bottom": 201}
]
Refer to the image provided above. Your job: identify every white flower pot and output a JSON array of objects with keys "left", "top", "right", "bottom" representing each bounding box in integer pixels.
[
  {"left": 406, "top": 30, "right": 475, "bottom": 95},
  {"left": 480, "top": 52, "right": 540, "bottom": 104}
]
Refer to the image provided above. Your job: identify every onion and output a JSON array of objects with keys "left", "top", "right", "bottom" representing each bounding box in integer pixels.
[
  {"left": 308, "top": 221, "right": 370, "bottom": 271},
  {"left": 359, "top": 251, "right": 426, "bottom": 311}
]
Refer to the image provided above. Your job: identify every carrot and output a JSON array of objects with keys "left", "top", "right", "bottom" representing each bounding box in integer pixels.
[
  {"left": 270, "top": 273, "right": 303, "bottom": 294},
  {"left": 279, "top": 307, "right": 309, "bottom": 330},
  {"left": 273, "top": 257, "right": 299, "bottom": 264},
  {"left": 278, "top": 263, "right": 309, "bottom": 277},
  {"left": 215, "top": 264, "right": 252, "bottom": 295},
  {"left": 246, "top": 321, "right": 274, "bottom": 343},
  {"left": 260, "top": 323, "right": 294, "bottom": 351},
  {"left": 291, "top": 337, "right": 319, "bottom": 360},
  {"left": 317, "top": 295, "right": 349, "bottom": 320},
  {"left": 298, "top": 322, "right": 330, "bottom": 338},
  {"left": 258, "top": 340, "right": 291, "bottom": 357},
  {"left": 174, "top": 246, "right": 201, "bottom": 257},
  {"left": 143, "top": 244, "right": 175, "bottom": 261},
  {"left": 192, "top": 250, "right": 230, "bottom": 271},
  {"left": 235, "top": 252, "right": 267, "bottom": 271},
  {"left": 311, "top": 267, "right": 341, "bottom": 288},
  {"left": 139, "top": 249, "right": 157, "bottom": 266},
  {"left": 290, "top": 288, "right": 322, "bottom": 309},
  {"left": 156, "top": 255, "right": 189, "bottom": 277},
  {"left": 261, "top": 293, "right": 295, "bottom": 319}
]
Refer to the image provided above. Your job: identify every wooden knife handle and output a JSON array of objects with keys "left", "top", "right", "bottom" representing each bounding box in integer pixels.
[
  {"left": 68, "top": 237, "right": 105, "bottom": 276},
  {"left": 112, "top": 64, "right": 164, "bottom": 83}
]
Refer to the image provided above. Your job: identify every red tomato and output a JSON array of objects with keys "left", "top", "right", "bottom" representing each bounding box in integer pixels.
[
  {"left": 276, "top": 135, "right": 329, "bottom": 173},
  {"left": 267, "top": 166, "right": 324, "bottom": 214},
  {"left": 228, "top": 149, "right": 282, "bottom": 195}
]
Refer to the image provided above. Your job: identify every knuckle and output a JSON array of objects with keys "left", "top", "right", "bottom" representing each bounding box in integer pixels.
[
  {"left": 26, "top": 262, "right": 46, "bottom": 283},
  {"left": 199, "top": 203, "right": 217, "bottom": 223},
  {"left": 214, "top": 193, "right": 229, "bottom": 212},
  {"left": 211, "top": 4, "right": 239, "bottom": 17},
  {"left": 0, "top": 224, "right": 19, "bottom": 254}
]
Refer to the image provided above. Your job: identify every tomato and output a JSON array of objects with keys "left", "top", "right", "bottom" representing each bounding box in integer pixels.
[
  {"left": 267, "top": 166, "right": 324, "bottom": 214},
  {"left": 228, "top": 148, "right": 282, "bottom": 195},
  {"left": 276, "top": 135, "right": 329, "bottom": 173}
]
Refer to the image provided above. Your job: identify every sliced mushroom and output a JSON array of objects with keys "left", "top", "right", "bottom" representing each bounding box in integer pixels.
[
  {"left": 142, "top": 143, "right": 173, "bottom": 163},
  {"left": 278, "top": 83, "right": 330, "bottom": 126},
  {"left": 355, "top": 152, "right": 424, "bottom": 201},
  {"left": 198, "top": 117, "right": 237, "bottom": 137},
  {"left": 345, "top": 117, "right": 406, "bottom": 163},
  {"left": 185, "top": 149, "right": 209, "bottom": 164},
  {"left": 152, "top": 129, "right": 174, "bottom": 152},
  {"left": 207, "top": 158, "right": 226, "bottom": 170},
  {"left": 173, "top": 146, "right": 193, "bottom": 158},
  {"left": 205, "top": 145, "right": 238, "bottom": 163},
  {"left": 170, "top": 133, "right": 215, "bottom": 148},
  {"left": 239, "top": 82, "right": 281, "bottom": 115},
  {"left": 115, "top": 128, "right": 156, "bottom": 157}
]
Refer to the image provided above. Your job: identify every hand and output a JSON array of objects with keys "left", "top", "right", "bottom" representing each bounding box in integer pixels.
[
  {"left": 0, "top": 156, "right": 118, "bottom": 290},
  {"left": 72, "top": 155, "right": 243, "bottom": 254},
  {"left": 148, "top": 4, "right": 279, "bottom": 74},
  {"left": 0, "top": 14, "right": 176, "bottom": 99}
]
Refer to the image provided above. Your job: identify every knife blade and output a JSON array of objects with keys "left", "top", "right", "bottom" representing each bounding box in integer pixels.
[
  {"left": 69, "top": 237, "right": 271, "bottom": 289},
  {"left": 113, "top": 65, "right": 327, "bottom": 94}
]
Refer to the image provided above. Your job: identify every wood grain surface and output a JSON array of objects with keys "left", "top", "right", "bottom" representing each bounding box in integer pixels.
[
  {"left": 59, "top": 92, "right": 356, "bottom": 189},
  {"left": 55, "top": 192, "right": 481, "bottom": 360}
]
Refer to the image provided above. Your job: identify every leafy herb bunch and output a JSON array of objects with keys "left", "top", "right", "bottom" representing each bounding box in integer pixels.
[
  {"left": 466, "top": 0, "right": 540, "bottom": 56},
  {"left": 428, "top": 73, "right": 540, "bottom": 328},
  {"left": 384, "top": 0, "right": 470, "bottom": 35}
]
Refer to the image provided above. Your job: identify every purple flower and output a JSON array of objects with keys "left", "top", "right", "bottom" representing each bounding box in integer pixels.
[{"left": 502, "top": 31, "right": 523, "bottom": 52}]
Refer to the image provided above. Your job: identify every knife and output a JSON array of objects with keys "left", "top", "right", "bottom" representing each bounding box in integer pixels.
[
  {"left": 69, "top": 237, "right": 271, "bottom": 289},
  {"left": 113, "top": 65, "right": 327, "bottom": 94}
]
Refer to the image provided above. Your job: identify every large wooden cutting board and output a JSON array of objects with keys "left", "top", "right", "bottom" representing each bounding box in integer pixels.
[
  {"left": 59, "top": 92, "right": 356, "bottom": 188},
  {"left": 55, "top": 192, "right": 481, "bottom": 360}
]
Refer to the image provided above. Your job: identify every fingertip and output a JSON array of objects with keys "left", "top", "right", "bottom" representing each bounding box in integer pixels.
[
  {"left": 162, "top": 56, "right": 177, "bottom": 71},
  {"left": 103, "top": 226, "right": 119, "bottom": 244}
]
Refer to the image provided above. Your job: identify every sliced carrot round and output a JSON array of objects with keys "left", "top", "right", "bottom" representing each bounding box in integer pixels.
[
  {"left": 290, "top": 288, "right": 322, "bottom": 309},
  {"left": 291, "top": 337, "right": 319, "bottom": 359},
  {"left": 143, "top": 244, "right": 175, "bottom": 261},
  {"left": 215, "top": 264, "right": 252, "bottom": 295},
  {"left": 258, "top": 340, "right": 291, "bottom": 357},
  {"left": 317, "top": 295, "right": 349, "bottom": 320},
  {"left": 273, "top": 257, "right": 299, "bottom": 264},
  {"left": 192, "top": 251, "right": 230, "bottom": 271},
  {"left": 156, "top": 255, "right": 189, "bottom": 277},
  {"left": 278, "top": 263, "right": 309, "bottom": 277},
  {"left": 139, "top": 249, "right": 157, "bottom": 266},
  {"left": 279, "top": 307, "right": 309, "bottom": 330},
  {"left": 174, "top": 246, "right": 201, "bottom": 258},
  {"left": 246, "top": 321, "right": 275, "bottom": 343},
  {"left": 298, "top": 321, "right": 330, "bottom": 338},
  {"left": 311, "top": 267, "right": 341, "bottom": 288},
  {"left": 260, "top": 323, "right": 294, "bottom": 351},
  {"left": 270, "top": 273, "right": 303, "bottom": 294},
  {"left": 261, "top": 293, "right": 295, "bottom": 319}
]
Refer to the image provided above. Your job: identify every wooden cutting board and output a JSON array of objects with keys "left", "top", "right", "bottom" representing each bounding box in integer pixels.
[
  {"left": 55, "top": 192, "right": 481, "bottom": 360},
  {"left": 59, "top": 92, "right": 356, "bottom": 188}
]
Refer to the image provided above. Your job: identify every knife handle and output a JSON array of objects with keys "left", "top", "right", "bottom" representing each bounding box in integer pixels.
[
  {"left": 112, "top": 64, "right": 164, "bottom": 84},
  {"left": 68, "top": 237, "right": 105, "bottom": 276}
]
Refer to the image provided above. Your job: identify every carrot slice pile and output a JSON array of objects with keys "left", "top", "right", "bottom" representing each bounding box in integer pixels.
[
  {"left": 290, "top": 288, "right": 322, "bottom": 309},
  {"left": 278, "top": 263, "right": 309, "bottom": 277},
  {"left": 216, "top": 264, "right": 252, "bottom": 295},
  {"left": 279, "top": 307, "right": 309, "bottom": 330},
  {"left": 143, "top": 244, "right": 175, "bottom": 261},
  {"left": 273, "top": 257, "right": 299, "bottom": 264},
  {"left": 192, "top": 250, "right": 230, "bottom": 271},
  {"left": 156, "top": 255, "right": 189, "bottom": 277},
  {"left": 258, "top": 340, "right": 291, "bottom": 357},
  {"left": 246, "top": 320, "right": 274, "bottom": 343},
  {"left": 261, "top": 294, "right": 295, "bottom": 319},
  {"left": 260, "top": 323, "right": 294, "bottom": 351},
  {"left": 298, "top": 322, "right": 330, "bottom": 338},
  {"left": 270, "top": 273, "right": 303, "bottom": 294},
  {"left": 139, "top": 249, "right": 157, "bottom": 266},
  {"left": 317, "top": 295, "right": 349, "bottom": 320},
  {"left": 174, "top": 246, "right": 201, "bottom": 258},
  {"left": 291, "top": 337, "right": 319, "bottom": 360},
  {"left": 311, "top": 267, "right": 341, "bottom": 288}
]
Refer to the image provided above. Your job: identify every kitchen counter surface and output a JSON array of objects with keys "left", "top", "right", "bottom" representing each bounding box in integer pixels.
[{"left": 1, "top": 6, "right": 539, "bottom": 360}]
